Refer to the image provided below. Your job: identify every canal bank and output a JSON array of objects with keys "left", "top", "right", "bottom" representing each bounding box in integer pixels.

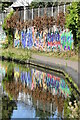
[{"left": 0, "top": 53, "right": 80, "bottom": 96}]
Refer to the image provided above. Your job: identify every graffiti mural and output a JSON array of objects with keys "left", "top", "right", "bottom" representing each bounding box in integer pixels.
[
  {"left": 21, "top": 31, "right": 26, "bottom": 48},
  {"left": 60, "top": 30, "right": 74, "bottom": 50},
  {"left": 21, "top": 28, "right": 33, "bottom": 49},
  {"left": 14, "top": 29, "right": 20, "bottom": 47},
  {"left": 47, "top": 32, "right": 60, "bottom": 51},
  {"left": 15, "top": 27, "right": 74, "bottom": 51},
  {"left": 27, "top": 27, "right": 33, "bottom": 49}
]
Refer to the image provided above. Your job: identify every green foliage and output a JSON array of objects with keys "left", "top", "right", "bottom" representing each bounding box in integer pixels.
[
  {"left": 6, "top": 63, "right": 14, "bottom": 81},
  {"left": 30, "top": 1, "right": 53, "bottom": 8},
  {"left": 77, "top": 2, "right": 80, "bottom": 42},
  {"left": 2, "top": 11, "right": 14, "bottom": 45},
  {"left": 1, "top": 47, "right": 31, "bottom": 61},
  {"left": 64, "top": 98, "right": 71, "bottom": 118},
  {"left": 2, "top": 2, "right": 13, "bottom": 11},
  {"left": 2, "top": 11, "right": 13, "bottom": 31},
  {"left": 30, "top": 2, "right": 45, "bottom": 8},
  {"left": 7, "top": 32, "right": 13, "bottom": 45},
  {"left": 65, "top": 2, "right": 80, "bottom": 46},
  {"left": 2, "top": 43, "right": 8, "bottom": 49},
  {"left": 68, "top": 100, "right": 80, "bottom": 118}
]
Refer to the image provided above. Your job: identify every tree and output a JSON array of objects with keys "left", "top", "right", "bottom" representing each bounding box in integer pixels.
[
  {"left": 2, "top": 10, "right": 14, "bottom": 45},
  {"left": 65, "top": 2, "right": 80, "bottom": 46},
  {"left": 2, "top": 10, "right": 21, "bottom": 46},
  {"left": 2, "top": 2, "right": 13, "bottom": 11},
  {"left": 30, "top": 0, "right": 54, "bottom": 8}
]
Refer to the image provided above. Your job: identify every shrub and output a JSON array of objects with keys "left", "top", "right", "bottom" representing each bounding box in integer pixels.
[{"left": 65, "top": 2, "right": 80, "bottom": 46}]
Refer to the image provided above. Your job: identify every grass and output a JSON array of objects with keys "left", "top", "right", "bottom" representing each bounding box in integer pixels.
[
  {"left": 30, "top": 49, "right": 79, "bottom": 61},
  {"left": 0, "top": 46, "right": 31, "bottom": 61},
  {"left": 0, "top": 45, "right": 79, "bottom": 62}
]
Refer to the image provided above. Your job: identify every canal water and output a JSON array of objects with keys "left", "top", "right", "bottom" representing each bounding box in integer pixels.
[{"left": 0, "top": 61, "right": 79, "bottom": 119}]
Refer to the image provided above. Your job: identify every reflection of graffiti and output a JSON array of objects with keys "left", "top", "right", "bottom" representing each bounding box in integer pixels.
[
  {"left": 14, "top": 30, "right": 20, "bottom": 47},
  {"left": 1, "top": 65, "right": 71, "bottom": 98},
  {"left": 14, "top": 67, "right": 71, "bottom": 97},
  {"left": 3, "top": 80, "right": 64, "bottom": 116},
  {"left": 15, "top": 27, "right": 74, "bottom": 51}
]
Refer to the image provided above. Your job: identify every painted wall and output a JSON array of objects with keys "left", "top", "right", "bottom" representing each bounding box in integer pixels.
[
  {"left": 14, "top": 29, "right": 20, "bottom": 47},
  {"left": 14, "top": 27, "right": 74, "bottom": 51}
]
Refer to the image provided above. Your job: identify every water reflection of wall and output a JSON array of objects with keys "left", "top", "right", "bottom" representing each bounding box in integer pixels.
[
  {"left": 14, "top": 67, "right": 71, "bottom": 97},
  {"left": 1, "top": 64, "right": 71, "bottom": 98}
]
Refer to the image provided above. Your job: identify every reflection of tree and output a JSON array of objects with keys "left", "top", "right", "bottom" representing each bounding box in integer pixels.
[
  {"left": 3, "top": 81, "right": 22, "bottom": 100},
  {"left": 36, "top": 108, "right": 51, "bottom": 118},
  {"left": 54, "top": 95, "right": 64, "bottom": 114},
  {"left": 2, "top": 94, "right": 17, "bottom": 120},
  {"left": 64, "top": 99, "right": 71, "bottom": 118},
  {"left": 64, "top": 93, "right": 76, "bottom": 118},
  {"left": 3, "top": 79, "right": 65, "bottom": 116},
  {"left": 4, "top": 63, "right": 14, "bottom": 82}
]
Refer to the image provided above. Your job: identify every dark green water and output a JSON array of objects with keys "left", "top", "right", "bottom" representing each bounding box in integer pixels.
[{"left": 0, "top": 61, "right": 79, "bottom": 119}]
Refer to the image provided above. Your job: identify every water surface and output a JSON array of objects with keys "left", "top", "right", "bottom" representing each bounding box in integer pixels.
[{"left": 0, "top": 61, "right": 79, "bottom": 119}]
